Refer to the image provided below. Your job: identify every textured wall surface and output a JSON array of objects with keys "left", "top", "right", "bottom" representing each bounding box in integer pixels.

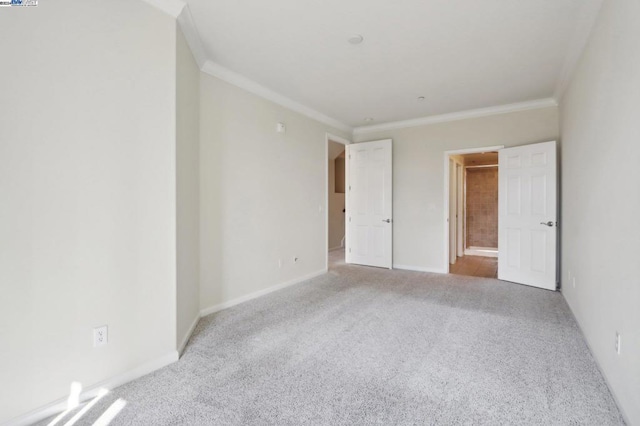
[{"left": 466, "top": 167, "right": 498, "bottom": 248}]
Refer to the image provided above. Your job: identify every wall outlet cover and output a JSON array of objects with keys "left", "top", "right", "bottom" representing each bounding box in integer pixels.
[{"left": 93, "top": 325, "right": 108, "bottom": 347}]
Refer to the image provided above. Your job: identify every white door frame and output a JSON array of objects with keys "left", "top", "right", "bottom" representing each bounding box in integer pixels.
[
  {"left": 449, "top": 158, "right": 460, "bottom": 264},
  {"left": 325, "top": 133, "right": 351, "bottom": 270},
  {"left": 456, "top": 163, "right": 464, "bottom": 256},
  {"left": 443, "top": 145, "right": 504, "bottom": 273}
]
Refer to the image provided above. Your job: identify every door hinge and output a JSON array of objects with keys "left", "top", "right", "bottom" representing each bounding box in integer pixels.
[
  {"left": 349, "top": 248, "right": 351, "bottom": 253},
  {"left": 349, "top": 216, "right": 351, "bottom": 222},
  {"left": 349, "top": 185, "right": 351, "bottom": 191}
]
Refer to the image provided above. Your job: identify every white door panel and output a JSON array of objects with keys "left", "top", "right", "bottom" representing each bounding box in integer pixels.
[
  {"left": 498, "top": 141, "right": 557, "bottom": 290},
  {"left": 346, "top": 139, "right": 392, "bottom": 268}
]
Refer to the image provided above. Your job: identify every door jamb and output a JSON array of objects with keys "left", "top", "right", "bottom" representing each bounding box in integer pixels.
[
  {"left": 448, "top": 158, "right": 459, "bottom": 264},
  {"left": 456, "top": 163, "right": 464, "bottom": 256},
  {"left": 325, "top": 133, "right": 351, "bottom": 271},
  {"left": 443, "top": 145, "right": 504, "bottom": 273}
]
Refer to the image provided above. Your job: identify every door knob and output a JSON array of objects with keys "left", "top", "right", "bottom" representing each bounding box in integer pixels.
[
  {"left": 382, "top": 219, "right": 392, "bottom": 223},
  {"left": 540, "top": 221, "right": 554, "bottom": 227}
]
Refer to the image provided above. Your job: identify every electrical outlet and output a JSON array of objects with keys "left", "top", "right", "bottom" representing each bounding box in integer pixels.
[
  {"left": 572, "top": 277, "right": 576, "bottom": 289},
  {"left": 93, "top": 325, "right": 108, "bottom": 347},
  {"left": 615, "top": 332, "right": 621, "bottom": 355}
]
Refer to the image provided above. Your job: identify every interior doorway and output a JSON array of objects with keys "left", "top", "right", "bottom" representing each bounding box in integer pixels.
[
  {"left": 444, "top": 141, "right": 559, "bottom": 288},
  {"left": 444, "top": 146, "right": 503, "bottom": 278},
  {"left": 326, "top": 134, "right": 349, "bottom": 269}
]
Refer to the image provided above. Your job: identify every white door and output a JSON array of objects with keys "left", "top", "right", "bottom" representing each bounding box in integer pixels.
[
  {"left": 498, "top": 141, "right": 557, "bottom": 290},
  {"left": 346, "top": 139, "right": 393, "bottom": 268}
]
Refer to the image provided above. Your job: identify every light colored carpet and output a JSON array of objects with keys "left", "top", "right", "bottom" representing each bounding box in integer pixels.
[{"left": 38, "top": 261, "right": 624, "bottom": 425}]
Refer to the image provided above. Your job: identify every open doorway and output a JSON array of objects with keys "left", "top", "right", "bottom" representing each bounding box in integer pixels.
[
  {"left": 326, "top": 134, "right": 349, "bottom": 269},
  {"left": 444, "top": 146, "right": 503, "bottom": 278}
]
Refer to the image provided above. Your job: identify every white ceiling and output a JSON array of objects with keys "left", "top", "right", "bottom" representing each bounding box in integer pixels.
[{"left": 179, "top": 0, "right": 602, "bottom": 129}]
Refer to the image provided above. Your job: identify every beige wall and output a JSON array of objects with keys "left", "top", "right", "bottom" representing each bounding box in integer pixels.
[
  {"left": 335, "top": 157, "right": 346, "bottom": 194},
  {"left": 465, "top": 167, "right": 498, "bottom": 248},
  {"left": 354, "top": 106, "right": 559, "bottom": 271},
  {"left": 560, "top": 0, "right": 640, "bottom": 422},
  {"left": 328, "top": 142, "right": 346, "bottom": 250},
  {"left": 0, "top": 1, "right": 177, "bottom": 422},
  {"left": 199, "top": 73, "right": 349, "bottom": 311},
  {"left": 176, "top": 25, "right": 201, "bottom": 352}
]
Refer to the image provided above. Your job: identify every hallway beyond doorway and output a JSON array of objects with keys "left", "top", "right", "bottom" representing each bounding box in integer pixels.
[
  {"left": 329, "top": 248, "right": 345, "bottom": 269},
  {"left": 450, "top": 255, "right": 497, "bottom": 279}
]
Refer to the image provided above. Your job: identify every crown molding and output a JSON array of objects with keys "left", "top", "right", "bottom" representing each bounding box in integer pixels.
[
  {"left": 553, "top": 0, "right": 604, "bottom": 101},
  {"left": 138, "top": 0, "right": 351, "bottom": 132},
  {"left": 202, "top": 60, "right": 352, "bottom": 133},
  {"left": 177, "top": 6, "right": 208, "bottom": 68},
  {"left": 139, "top": 0, "right": 185, "bottom": 18},
  {"left": 352, "top": 98, "right": 558, "bottom": 136},
  {"left": 139, "top": 0, "right": 567, "bottom": 138}
]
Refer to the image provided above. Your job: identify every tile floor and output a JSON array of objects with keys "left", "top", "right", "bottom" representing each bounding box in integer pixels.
[
  {"left": 332, "top": 249, "right": 498, "bottom": 279},
  {"left": 449, "top": 255, "right": 498, "bottom": 278},
  {"left": 328, "top": 248, "right": 346, "bottom": 268}
]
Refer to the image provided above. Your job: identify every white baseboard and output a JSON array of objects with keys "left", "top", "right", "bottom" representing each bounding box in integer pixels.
[
  {"left": 328, "top": 246, "right": 343, "bottom": 252},
  {"left": 464, "top": 246, "right": 498, "bottom": 257},
  {"left": 563, "top": 297, "right": 631, "bottom": 425},
  {"left": 7, "top": 350, "right": 179, "bottom": 426},
  {"left": 200, "top": 269, "right": 328, "bottom": 318},
  {"left": 393, "top": 264, "right": 447, "bottom": 274},
  {"left": 177, "top": 314, "right": 200, "bottom": 356},
  {"left": 7, "top": 271, "right": 333, "bottom": 425}
]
